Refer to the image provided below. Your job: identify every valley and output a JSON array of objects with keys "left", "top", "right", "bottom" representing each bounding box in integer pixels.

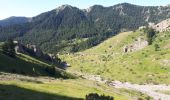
[
  {"left": 0, "top": 2, "right": 170, "bottom": 100},
  {"left": 59, "top": 29, "right": 170, "bottom": 99},
  {"left": 0, "top": 40, "right": 149, "bottom": 100}
]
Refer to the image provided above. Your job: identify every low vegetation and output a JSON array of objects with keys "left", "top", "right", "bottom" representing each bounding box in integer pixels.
[{"left": 86, "top": 93, "right": 114, "bottom": 100}]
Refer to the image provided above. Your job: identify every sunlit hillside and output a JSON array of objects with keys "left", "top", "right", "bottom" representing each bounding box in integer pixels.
[{"left": 60, "top": 30, "right": 170, "bottom": 84}]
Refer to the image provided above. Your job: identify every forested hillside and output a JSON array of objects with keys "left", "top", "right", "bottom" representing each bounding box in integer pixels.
[
  {"left": 0, "top": 3, "right": 170, "bottom": 53},
  {"left": 0, "top": 16, "right": 30, "bottom": 27}
]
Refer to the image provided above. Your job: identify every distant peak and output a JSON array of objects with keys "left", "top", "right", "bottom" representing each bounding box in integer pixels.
[
  {"left": 55, "top": 4, "right": 74, "bottom": 14},
  {"left": 92, "top": 5, "right": 104, "bottom": 7},
  {"left": 61, "top": 4, "right": 72, "bottom": 7},
  {"left": 8, "top": 16, "right": 16, "bottom": 18},
  {"left": 85, "top": 5, "right": 104, "bottom": 13},
  {"left": 2, "top": 16, "right": 29, "bottom": 21},
  {"left": 166, "top": 4, "right": 170, "bottom": 7},
  {"left": 89, "top": 5, "right": 104, "bottom": 9},
  {"left": 114, "top": 2, "right": 141, "bottom": 7},
  {"left": 120, "top": 2, "right": 132, "bottom": 5},
  {"left": 57, "top": 4, "right": 73, "bottom": 10}
]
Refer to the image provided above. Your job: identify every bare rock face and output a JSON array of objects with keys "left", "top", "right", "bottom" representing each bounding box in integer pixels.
[
  {"left": 149, "top": 18, "right": 170, "bottom": 32},
  {"left": 14, "top": 42, "right": 29, "bottom": 54},
  {"left": 123, "top": 37, "right": 148, "bottom": 53}
]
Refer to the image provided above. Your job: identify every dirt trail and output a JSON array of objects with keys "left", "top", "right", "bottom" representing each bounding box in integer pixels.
[{"left": 73, "top": 71, "right": 170, "bottom": 100}]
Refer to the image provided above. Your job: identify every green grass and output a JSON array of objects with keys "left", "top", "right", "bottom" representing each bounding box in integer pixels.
[
  {"left": 0, "top": 78, "right": 132, "bottom": 100},
  {"left": 0, "top": 42, "right": 46, "bottom": 74},
  {"left": 0, "top": 52, "right": 48, "bottom": 75},
  {"left": 0, "top": 42, "right": 130, "bottom": 100},
  {"left": 0, "top": 43, "right": 75, "bottom": 78},
  {"left": 60, "top": 30, "right": 170, "bottom": 84},
  {"left": 0, "top": 30, "right": 168, "bottom": 99}
]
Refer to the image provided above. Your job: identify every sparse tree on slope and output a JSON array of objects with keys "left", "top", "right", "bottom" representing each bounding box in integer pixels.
[
  {"left": 2, "top": 39, "right": 16, "bottom": 57},
  {"left": 144, "top": 28, "right": 156, "bottom": 45}
]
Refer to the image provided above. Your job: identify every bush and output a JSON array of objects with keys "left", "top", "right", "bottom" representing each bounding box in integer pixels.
[
  {"left": 154, "top": 44, "right": 160, "bottom": 51},
  {"left": 86, "top": 93, "right": 114, "bottom": 100}
]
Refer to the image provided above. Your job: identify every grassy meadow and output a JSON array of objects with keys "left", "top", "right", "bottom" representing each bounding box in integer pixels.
[
  {"left": 0, "top": 73, "right": 135, "bottom": 100},
  {"left": 0, "top": 41, "right": 150, "bottom": 100},
  {"left": 60, "top": 30, "right": 170, "bottom": 84}
]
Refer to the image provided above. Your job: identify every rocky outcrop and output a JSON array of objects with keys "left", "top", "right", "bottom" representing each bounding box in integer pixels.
[
  {"left": 26, "top": 44, "right": 43, "bottom": 57},
  {"left": 123, "top": 38, "right": 148, "bottom": 53},
  {"left": 149, "top": 18, "right": 170, "bottom": 32},
  {"left": 15, "top": 42, "right": 43, "bottom": 57},
  {"left": 14, "top": 41, "right": 67, "bottom": 69},
  {"left": 14, "top": 41, "right": 52, "bottom": 61}
]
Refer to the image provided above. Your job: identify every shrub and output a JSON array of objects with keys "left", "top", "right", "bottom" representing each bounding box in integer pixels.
[
  {"left": 154, "top": 44, "right": 160, "bottom": 51},
  {"left": 86, "top": 93, "right": 114, "bottom": 100}
]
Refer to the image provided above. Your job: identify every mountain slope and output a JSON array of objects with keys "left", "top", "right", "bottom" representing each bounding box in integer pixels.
[
  {"left": 60, "top": 29, "right": 170, "bottom": 84},
  {"left": 0, "top": 3, "right": 170, "bottom": 53},
  {"left": 0, "top": 42, "right": 73, "bottom": 78},
  {"left": 0, "top": 16, "right": 30, "bottom": 27},
  {"left": 0, "top": 43, "right": 149, "bottom": 100}
]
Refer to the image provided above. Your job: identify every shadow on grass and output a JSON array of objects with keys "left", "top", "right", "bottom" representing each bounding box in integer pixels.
[
  {"left": 0, "top": 53, "right": 68, "bottom": 78},
  {"left": 0, "top": 84, "right": 83, "bottom": 100}
]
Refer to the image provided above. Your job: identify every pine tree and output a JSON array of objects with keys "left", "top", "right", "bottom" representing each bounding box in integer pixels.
[
  {"left": 144, "top": 28, "right": 156, "bottom": 45},
  {"left": 2, "top": 39, "right": 16, "bottom": 57}
]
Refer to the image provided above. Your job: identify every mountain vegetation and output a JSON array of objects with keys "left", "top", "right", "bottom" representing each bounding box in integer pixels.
[{"left": 0, "top": 3, "right": 170, "bottom": 53}]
